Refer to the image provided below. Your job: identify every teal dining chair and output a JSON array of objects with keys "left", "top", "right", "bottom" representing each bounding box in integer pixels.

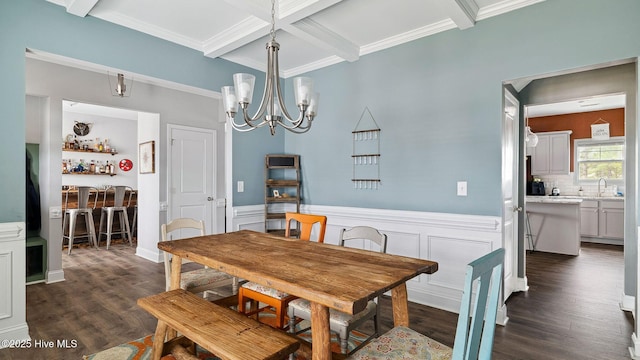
[{"left": 347, "top": 247, "right": 505, "bottom": 360}]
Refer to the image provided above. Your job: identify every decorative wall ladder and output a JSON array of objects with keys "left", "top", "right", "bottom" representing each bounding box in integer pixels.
[{"left": 352, "top": 107, "right": 381, "bottom": 189}]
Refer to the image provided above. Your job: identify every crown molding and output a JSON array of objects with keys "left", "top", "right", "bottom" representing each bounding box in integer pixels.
[{"left": 26, "top": 49, "right": 220, "bottom": 99}]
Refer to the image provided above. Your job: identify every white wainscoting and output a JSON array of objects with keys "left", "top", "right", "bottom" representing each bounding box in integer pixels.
[
  {"left": 230, "top": 204, "right": 506, "bottom": 322},
  {"left": 0, "top": 222, "right": 30, "bottom": 346}
]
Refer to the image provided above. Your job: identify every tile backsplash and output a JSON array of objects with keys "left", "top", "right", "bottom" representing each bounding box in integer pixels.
[{"left": 537, "top": 173, "right": 624, "bottom": 197}]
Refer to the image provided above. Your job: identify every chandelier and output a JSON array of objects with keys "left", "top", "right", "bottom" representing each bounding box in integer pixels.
[{"left": 221, "top": 0, "right": 319, "bottom": 135}]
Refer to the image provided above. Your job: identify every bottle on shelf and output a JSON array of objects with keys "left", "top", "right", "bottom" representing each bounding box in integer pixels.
[{"left": 90, "top": 160, "right": 96, "bottom": 173}]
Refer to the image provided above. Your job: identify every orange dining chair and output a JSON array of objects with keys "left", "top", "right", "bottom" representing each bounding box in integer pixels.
[{"left": 237, "top": 212, "right": 327, "bottom": 329}]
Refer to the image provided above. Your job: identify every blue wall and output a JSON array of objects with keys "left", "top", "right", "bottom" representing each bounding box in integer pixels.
[
  {"left": 0, "top": 0, "right": 276, "bottom": 221},
  {"left": 282, "top": 0, "right": 640, "bottom": 216},
  {"left": 1, "top": 0, "right": 640, "bottom": 221}
]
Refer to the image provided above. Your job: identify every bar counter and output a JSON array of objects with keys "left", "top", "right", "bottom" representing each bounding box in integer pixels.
[{"left": 62, "top": 187, "right": 137, "bottom": 243}]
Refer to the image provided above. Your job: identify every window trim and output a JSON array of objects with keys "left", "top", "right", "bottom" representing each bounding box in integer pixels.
[{"left": 574, "top": 136, "right": 625, "bottom": 185}]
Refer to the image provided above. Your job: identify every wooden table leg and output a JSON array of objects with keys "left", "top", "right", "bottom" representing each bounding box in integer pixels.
[
  {"left": 170, "top": 255, "right": 182, "bottom": 290},
  {"left": 310, "top": 302, "right": 332, "bottom": 360},
  {"left": 167, "top": 255, "right": 183, "bottom": 339},
  {"left": 391, "top": 283, "right": 409, "bottom": 327}
]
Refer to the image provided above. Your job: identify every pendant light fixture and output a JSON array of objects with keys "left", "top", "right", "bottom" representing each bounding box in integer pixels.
[
  {"left": 108, "top": 72, "right": 133, "bottom": 98},
  {"left": 524, "top": 106, "right": 538, "bottom": 147},
  {"left": 221, "top": 0, "right": 319, "bottom": 135}
]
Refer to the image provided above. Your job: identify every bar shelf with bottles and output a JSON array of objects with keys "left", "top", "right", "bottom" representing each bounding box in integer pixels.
[
  {"left": 63, "top": 136, "right": 117, "bottom": 155},
  {"left": 62, "top": 158, "right": 117, "bottom": 176}
]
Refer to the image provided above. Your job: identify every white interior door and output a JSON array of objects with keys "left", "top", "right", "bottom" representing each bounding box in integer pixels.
[
  {"left": 169, "top": 125, "right": 216, "bottom": 234},
  {"left": 502, "top": 91, "right": 520, "bottom": 299}
]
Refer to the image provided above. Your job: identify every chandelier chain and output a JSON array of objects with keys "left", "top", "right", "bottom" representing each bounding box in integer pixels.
[{"left": 270, "top": 0, "right": 276, "bottom": 41}]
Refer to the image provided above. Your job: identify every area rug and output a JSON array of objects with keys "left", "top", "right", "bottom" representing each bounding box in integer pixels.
[{"left": 84, "top": 321, "right": 369, "bottom": 360}]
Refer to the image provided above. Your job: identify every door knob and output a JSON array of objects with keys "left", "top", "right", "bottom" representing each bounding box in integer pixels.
[
  {"left": 207, "top": 197, "right": 214, "bottom": 201},
  {"left": 513, "top": 206, "right": 523, "bottom": 212}
]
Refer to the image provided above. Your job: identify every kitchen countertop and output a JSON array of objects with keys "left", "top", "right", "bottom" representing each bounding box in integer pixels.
[
  {"left": 526, "top": 196, "right": 583, "bottom": 204},
  {"left": 526, "top": 195, "right": 624, "bottom": 204}
]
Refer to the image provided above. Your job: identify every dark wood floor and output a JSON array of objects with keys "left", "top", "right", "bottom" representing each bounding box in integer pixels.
[{"left": 0, "top": 242, "right": 632, "bottom": 359}]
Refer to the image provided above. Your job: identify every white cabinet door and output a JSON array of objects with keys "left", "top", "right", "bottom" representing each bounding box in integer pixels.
[
  {"left": 530, "top": 131, "right": 571, "bottom": 175},
  {"left": 599, "top": 201, "right": 624, "bottom": 239},
  {"left": 580, "top": 206, "right": 599, "bottom": 237},
  {"left": 530, "top": 135, "right": 549, "bottom": 175},
  {"left": 549, "top": 134, "right": 570, "bottom": 174}
]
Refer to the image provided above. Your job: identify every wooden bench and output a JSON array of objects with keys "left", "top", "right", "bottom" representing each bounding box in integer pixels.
[{"left": 138, "top": 289, "right": 300, "bottom": 360}]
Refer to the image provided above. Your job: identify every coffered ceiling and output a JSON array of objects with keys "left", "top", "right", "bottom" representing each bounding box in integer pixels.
[{"left": 46, "top": 0, "right": 545, "bottom": 77}]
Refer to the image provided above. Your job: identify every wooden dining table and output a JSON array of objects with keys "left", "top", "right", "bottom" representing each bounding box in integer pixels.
[{"left": 158, "top": 229, "right": 439, "bottom": 360}]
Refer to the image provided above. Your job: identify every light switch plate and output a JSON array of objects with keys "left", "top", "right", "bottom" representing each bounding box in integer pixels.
[
  {"left": 237, "top": 181, "right": 244, "bottom": 193},
  {"left": 49, "top": 206, "right": 62, "bottom": 219},
  {"left": 457, "top": 181, "right": 467, "bottom": 196}
]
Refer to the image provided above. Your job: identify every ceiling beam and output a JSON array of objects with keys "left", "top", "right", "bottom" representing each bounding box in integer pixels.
[
  {"left": 211, "top": 0, "right": 358, "bottom": 62},
  {"left": 279, "top": 0, "right": 358, "bottom": 62},
  {"left": 65, "top": 0, "right": 100, "bottom": 17},
  {"left": 203, "top": 17, "right": 270, "bottom": 59},
  {"left": 278, "top": 0, "right": 344, "bottom": 23},
  {"left": 443, "top": 0, "right": 478, "bottom": 30},
  {"left": 283, "top": 19, "right": 359, "bottom": 62},
  {"left": 221, "top": 0, "right": 271, "bottom": 22}
]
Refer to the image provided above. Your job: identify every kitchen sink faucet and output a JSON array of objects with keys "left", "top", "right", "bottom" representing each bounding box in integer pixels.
[{"left": 598, "top": 177, "right": 607, "bottom": 197}]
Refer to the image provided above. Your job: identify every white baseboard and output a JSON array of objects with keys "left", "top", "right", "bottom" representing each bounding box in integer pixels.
[
  {"left": 46, "top": 269, "right": 65, "bottom": 284},
  {"left": 515, "top": 276, "right": 529, "bottom": 292},
  {"left": 581, "top": 237, "right": 624, "bottom": 246},
  {"left": 135, "top": 246, "right": 162, "bottom": 263},
  {"left": 621, "top": 292, "right": 635, "bottom": 313},
  {"left": 0, "top": 323, "right": 30, "bottom": 346},
  {"left": 630, "top": 333, "right": 640, "bottom": 359}
]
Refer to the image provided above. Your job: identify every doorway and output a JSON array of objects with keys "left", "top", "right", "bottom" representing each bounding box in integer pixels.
[
  {"left": 60, "top": 101, "right": 139, "bottom": 263},
  {"left": 507, "top": 60, "right": 637, "bottom": 311}
]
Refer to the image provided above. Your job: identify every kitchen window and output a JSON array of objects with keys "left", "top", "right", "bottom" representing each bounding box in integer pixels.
[{"left": 575, "top": 137, "right": 625, "bottom": 183}]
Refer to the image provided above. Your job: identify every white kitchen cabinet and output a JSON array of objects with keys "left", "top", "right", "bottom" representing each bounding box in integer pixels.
[
  {"left": 580, "top": 199, "right": 624, "bottom": 240},
  {"left": 599, "top": 200, "right": 624, "bottom": 239},
  {"left": 526, "top": 198, "right": 581, "bottom": 256},
  {"left": 579, "top": 200, "right": 599, "bottom": 237},
  {"left": 530, "top": 131, "right": 572, "bottom": 176}
]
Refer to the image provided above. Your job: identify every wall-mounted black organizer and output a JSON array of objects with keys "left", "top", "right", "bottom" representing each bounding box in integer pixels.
[{"left": 352, "top": 107, "right": 381, "bottom": 189}]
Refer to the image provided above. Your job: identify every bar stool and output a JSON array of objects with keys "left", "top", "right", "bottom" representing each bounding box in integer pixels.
[
  {"left": 525, "top": 210, "right": 535, "bottom": 252},
  {"left": 97, "top": 185, "right": 133, "bottom": 249},
  {"left": 62, "top": 186, "right": 99, "bottom": 254},
  {"left": 130, "top": 190, "right": 138, "bottom": 238}
]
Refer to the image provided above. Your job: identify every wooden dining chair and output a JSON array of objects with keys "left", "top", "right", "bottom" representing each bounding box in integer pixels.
[
  {"left": 288, "top": 226, "right": 387, "bottom": 354},
  {"left": 237, "top": 212, "right": 327, "bottom": 329},
  {"left": 347, "top": 247, "right": 505, "bottom": 360},
  {"left": 161, "top": 218, "right": 238, "bottom": 297}
]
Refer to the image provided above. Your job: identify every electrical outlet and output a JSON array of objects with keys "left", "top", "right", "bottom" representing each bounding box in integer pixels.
[{"left": 457, "top": 181, "right": 467, "bottom": 196}]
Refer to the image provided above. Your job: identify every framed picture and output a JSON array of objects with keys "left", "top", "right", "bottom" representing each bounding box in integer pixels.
[
  {"left": 139, "top": 141, "right": 155, "bottom": 174},
  {"left": 272, "top": 189, "right": 280, "bottom": 198}
]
